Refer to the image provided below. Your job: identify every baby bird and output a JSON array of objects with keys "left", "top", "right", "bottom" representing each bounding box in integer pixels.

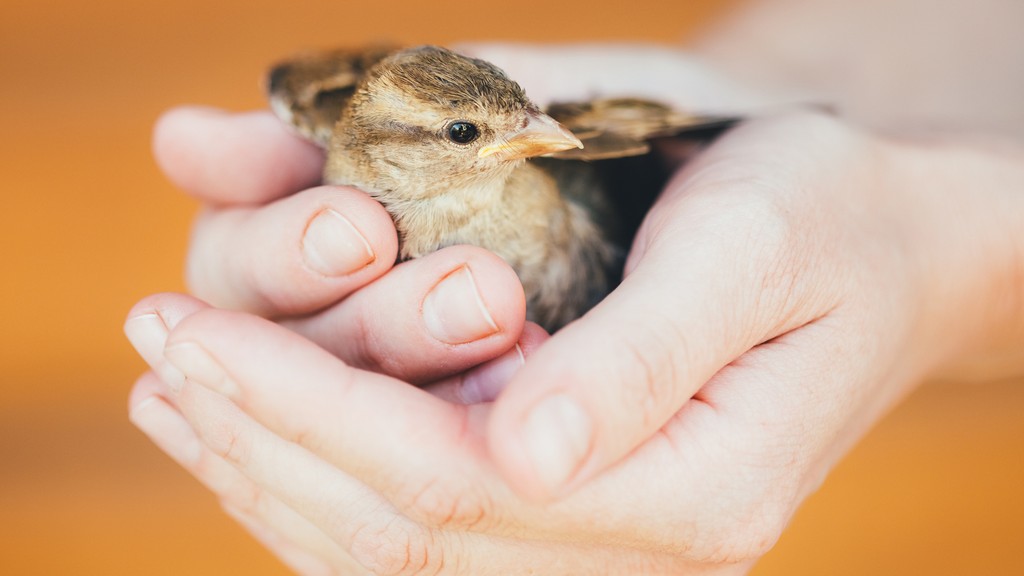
[{"left": 267, "top": 45, "right": 733, "bottom": 331}]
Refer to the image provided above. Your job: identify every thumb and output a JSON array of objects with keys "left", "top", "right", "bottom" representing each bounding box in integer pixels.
[
  {"left": 487, "top": 115, "right": 840, "bottom": 500},
  {"left": 488, "top": 250, "right": 760, "bottom": 501}
]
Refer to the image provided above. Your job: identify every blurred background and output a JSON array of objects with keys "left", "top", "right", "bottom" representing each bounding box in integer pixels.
[{"left": 1, "top": 0, "right": 1022, "bottom": 573}]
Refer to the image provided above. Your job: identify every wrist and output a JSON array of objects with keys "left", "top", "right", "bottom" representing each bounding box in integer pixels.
[{"left": 887, "top": 135, "right": 1024, "bottom": 382}]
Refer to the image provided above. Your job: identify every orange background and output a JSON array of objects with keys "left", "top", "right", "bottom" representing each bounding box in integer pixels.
[{"left": 2, "top": 0, "right": 1022, "bottom": 574}]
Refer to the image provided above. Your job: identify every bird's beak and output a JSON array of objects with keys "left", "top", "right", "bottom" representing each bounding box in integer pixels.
[{"left": 478, "top": 111, "right": 584, "bottom": 161}]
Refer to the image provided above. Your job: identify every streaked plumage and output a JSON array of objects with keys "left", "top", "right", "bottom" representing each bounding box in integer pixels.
[{"left": 267, "top": 45, "right": 735, "bottom": 331}]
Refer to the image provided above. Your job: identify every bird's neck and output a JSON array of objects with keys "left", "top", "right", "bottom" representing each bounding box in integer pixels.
[
  {"left": 326, "top": 156, "right": 567, "bottom": 262},
  {"left": 386, "top": 173, "right": 512, "bottom": 259}
]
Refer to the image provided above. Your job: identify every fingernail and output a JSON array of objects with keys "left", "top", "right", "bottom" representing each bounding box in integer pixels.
[
  {"left": 164, "top": 341, "right": 238, "bottom": 397},
  {"left": 125, "top": 313, "right": 186, "bottom": 393},
  {"left": 124, "top": 313, "right": 169, "bottom": 366},
  {"left": 459, "top": 344, "right": 525, "bottom": 403},
  {"left": 521, "top": 395, "right": 592, "bottom": 494},
  {"left": 423, "top": 266, "right": 499, "bottom": 344},
  {"left": 302, "top": 208, "right": 375, "bottom": 276}
]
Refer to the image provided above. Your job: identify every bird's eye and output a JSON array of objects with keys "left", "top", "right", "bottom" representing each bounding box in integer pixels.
[{"left": 447, "top": 122, "right": 479, "bottom": 144}]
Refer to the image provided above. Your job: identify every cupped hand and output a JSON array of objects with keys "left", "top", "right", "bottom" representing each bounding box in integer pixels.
[
  {"left": 127, "top": 291, "right": 758, "bottom": 575},
  {"left": 134, "top": 44, "right": 1024, "bottom": 573},
  {"left": 132, "top": 106, "right": 1023, "bottom": 573}
]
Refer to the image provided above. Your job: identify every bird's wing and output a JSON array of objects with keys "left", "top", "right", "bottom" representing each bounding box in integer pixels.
[
  {"left": 266, "top": 46, "right": 396, "bottom": 147},
  {"left": 544, "top": 98, "right": 740, "bottom": 160}
]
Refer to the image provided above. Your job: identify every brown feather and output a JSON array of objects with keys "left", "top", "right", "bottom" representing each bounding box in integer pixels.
[
  {"left": 266, "top": 45, "right": 397, "bottom": 146},
  {"left": 546, "top": 98, "right": 740, "bottom": 160},
  {"left": 264, "top": 45, "right": 736, "bottom": 331}
]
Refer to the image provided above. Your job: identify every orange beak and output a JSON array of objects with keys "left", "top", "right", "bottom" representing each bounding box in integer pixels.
[{"left": 477, "top": 111, "right": 583, "bottom": 161}]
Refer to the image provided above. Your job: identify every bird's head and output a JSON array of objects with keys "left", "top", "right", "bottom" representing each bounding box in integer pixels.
[{"left": 341, "top": 46, "right": 582, "bottom": 194}]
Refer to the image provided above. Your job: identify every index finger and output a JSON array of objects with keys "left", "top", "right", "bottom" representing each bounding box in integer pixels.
[{"left": 153, "top": 106, "right": 325, "bottom": 205}]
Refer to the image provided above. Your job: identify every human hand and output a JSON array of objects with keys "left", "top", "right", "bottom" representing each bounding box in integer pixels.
[
  {"left": 131, "top": 106, "right": 1024, "bottom": 573},
  {"left": 132, "top": 44, "right": 1024, "bottom": 573},
  {"left": 127, "top": 290, "right": 758, "bottom": 575}
]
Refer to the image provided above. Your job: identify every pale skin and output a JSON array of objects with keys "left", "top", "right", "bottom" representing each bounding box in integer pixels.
[{"left": 127, "top": 3, "right": 1024, "bottom": 573}]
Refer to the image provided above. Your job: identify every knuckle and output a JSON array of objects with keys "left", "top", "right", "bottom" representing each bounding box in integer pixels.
[
  {"left": 721, "top": 190, "right": 824, "bottom": 328},
  {"left": 733, "top": 190, "right": 801, "bottom": 265},
  {"left": 689, "top": 158, "right": 806, "bottom": 260},
  {"left": 246, "top": 260, "right": 299, "bottom": 315},
  {"left": 348, "top": 519, "right": 442, "bottom": 576},
  {"left": 201, "top": 413, "right": 255, "bottom": 467},
  {"left": 218, "top": 479, "right": 271, "bottom": 520},
  {"left": 188, "top": 444, "right": 268, "bottom": 516},
  {"left": 393, "top": 476, "right": 492, "bottom": 532},
  {"left": 614, "top": 315, "right": 689, "bottom": 429},
  {"left": 675, "top": 177, "right": 816, "bottom": 312},
  {"left": 346, "top": 309, "right": 402, "bottom": 376}
]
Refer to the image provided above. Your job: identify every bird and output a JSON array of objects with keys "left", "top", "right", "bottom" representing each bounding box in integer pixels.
[{"left": 266, "top": 45, "right": 736, "bottom": 331}]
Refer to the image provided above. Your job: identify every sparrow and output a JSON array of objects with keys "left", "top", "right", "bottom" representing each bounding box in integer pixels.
[{"left": 266, "top": 45, "right": 735, "bottom": 331}]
